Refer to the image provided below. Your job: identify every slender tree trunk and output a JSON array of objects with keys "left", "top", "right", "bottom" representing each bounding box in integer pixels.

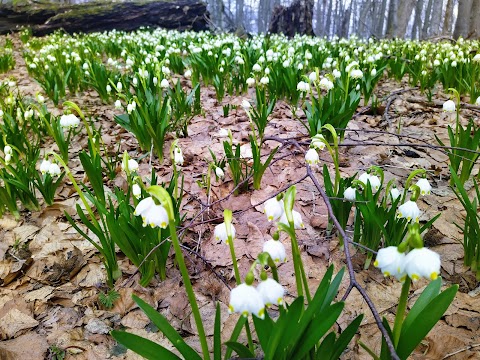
[
  {"left": 412, "top": 0, "right": 424, "bottom": 39},
  {"left": 454, "top": 0, "right": 473, "bottom": 38},
  {"left": 386, "top": 0, "right": 398, "bottom": 38},
  {"left": 443, "top": 0, "right": 454, "bottom": 35},
  {"left": 325, "top": 0, "right": 332, "bottom": 37},
  {"left": 359, "top": 0, "right": 372, "bottom": 37},
  {"left": 395, "top": 0, "right": 415, "bottom": 37},
  {"left": 236, "top": 0, "right": 244, "bottom": 28},
  {"left": 421, "top": 0, "right": 433, "bottom": 38},
  {"left": 429, "top": 0, "right": 444, "bottom": 36},
  {"left": 469, "top": 0, "right": 480, "bottom": 38},
  {"left": 375, "top": 0, "right": 388, "bottom": 37}
]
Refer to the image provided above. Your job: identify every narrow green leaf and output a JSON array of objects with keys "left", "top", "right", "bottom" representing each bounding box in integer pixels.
[
  {"left": 214, "top": 303, "right": 221, "bottom": 360},
  {"left": 224, "top": 341, "right": 255, "bottom": 358},
  {"left": 111, "top": 330, "right": 181, "bottom": 360}
]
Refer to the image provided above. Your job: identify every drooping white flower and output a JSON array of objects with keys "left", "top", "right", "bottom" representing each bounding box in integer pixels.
[
  {"left": 215, "top": 166, "right": 224, "bottom": 178},
  {"left": 390, "top": 187, "right": 401, "bottom": 201},
  {"left": 308, "top": 71, "right": 317, "bottom": 82},
  {"left": 214, "top": 222, "right": 236, "bottom": 244},
  {"left": 260, "top": 76, "right": 269, "bottom": 85},
  {"left": 228, "top": 283, "right": 265, "bottom": 319},
  {"left": 246, "top": 77, "right": 255, "bottom": 87},
  {"left": 311, "top": 134, "right": 326, "bottom": 150},
  {"left": 60, "top": 114, "right": 80, "bottom": 128},
  {"left": 106, "top": 84, "right": 112, "bottom": 93},
  {"left": 263, "top": 239, "right": 286, "bottom": 263},
  {"left": 319, "top": 78, "right": 334, "bottom": 91},
  {"left": 368, "top": 175, "right": 381, "bottom": 192},
  {"left": 397, "top": 200, "right": 421, "bottom": 222},
  {"left": 404, "top": 247, "right": 441, "bottom": 281},
  {"left": 344, "top": 187, "right": 356, "bottom": 202},
  {"left": 297, "top": 81, "right": 310, "bottom": 92},
  {"left": 117, "top": 81, "right": 123, "bottom": 92},
  {"left": 134, "top": 196, "right": 169, "bottom": 229},
  {"left": 374, "top": 246, "right": 406, "bottom": 280},
  {"left": 184, "top": 69, "right": 192, "bottom": 78},
  {"left": 358, "top": 172, "right": 370, "bottom": 186},
  {"left": 416, "top": 178, "right": 432, "bottom": 196},
  {"left": 174, "top": 147, "right": 184, "bottom": 166},
  {"left": 132, "top": 184, "right": 141, "bottom": 198},
  {"left": 257, "top": 278, "right": 285, "bottom": 306},
  {"left": 476, "top": 96, "right": 480, "bottom": 106},
  {"left": 279, "top": 209, "right": 304, "bottom": 229},
  {"left": 241, "top": 99, "right": 251, "bottom": 111},
  {"left": 115, "top": 100, "right": 122, "bottom": 109},
  {"left": 350, "top": 69, "right": 363, "bottom": 79},
  {"left": 122, "top": 158, "right": 139, "bottom": 173},
  {"left": 160, "top": 78, "right": 170, "bottom": 89},
  {"left": 48, "top": 163, "right": 61, "bottom": 177},
  {"left": 443, "top": 100, "right": 456, "bottom": 112},
  {"left": 4, "top": 145, "right": 12, "bottom": 155},
  {"left": 305, "top": 148, "right": 319, "bottom": 165},
  {"left": 252, "top": 63, "right": 261, "bottom": 72},
  {"left": 40, "top": 159, "right": 51, "bottom": 174},
  {"left": 264, "top": 198, "right": 284, "bottom": 222},
  {"left": 332, "top": 69, "right": 341, "bottom": 78}
]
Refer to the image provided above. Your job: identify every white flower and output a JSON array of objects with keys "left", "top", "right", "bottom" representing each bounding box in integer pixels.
[
  {"left": 48, "top": 163, "right": 61, "bottom": 177},
  {"left": 371, "top": 68, "right": 377, "bottom": 76},
  {"left": 344, "top": 187, "right": 356, "bottom": 202},
  {"left": 241, "top": 99, "right": 251, "bottom": 111},
  {"left": 308, "top": 71, "right": 317, "bottom": 82},
  {"left": 358, "top": 172, "right": 370, "bottom": 186},
  {"left": 246, "top": 77, "right": 255, "bottom": 87},
  {"left": 257, "top": 278, "right": 285, "bottom": 306},
  {"left": 184, "top": 69, "right": 192, "bottom": 78},
  {"left": 397, "top": 200, "right": 421, "bottom": 222},
  {"left": 4, "top": 145, "right": 12, "bottom": 155},
  {"left": 134, "top": 197, "right": 169, "bottom": 229},
  {"left": 153, "top": 77, "right": 158, "bottom": 86},
  {"left": 160, "top": 79, "right": 169, "bottom": 88},
  {"left": 350, "top": 69, "right": 363, "bottom": 79},
  {"left": 115, "top": 100, "right": 122, "bottom": 109},
  {"left": 60, "top": 114, "right": 80, "bottom": 128},
  {"left": 215, "top": 166, "right": 224, "bottom": 178},
  {"left": 40, "top": 159, "right": 51, "bottom": 174},
  {"left": 305, "top": 148, "right": 319, "bottom": 165},
  {"left": 37, "top": 94, "right": 45, "bottom": 103},
  {"left": 311, "top": 134, "right": 326, "bottom": 150},
  {"left": 416, "top": 178, "right": 432, "bottom": 196},
  {"left": 390, "top": 187, "right": 401, "bottom": 201},
  {"left": 263, "top": 239, "right": 286, "bottom": 262},
  {"left": 476, "top": 96, "right": 480, "bottom": 106},
  {"left": 132, "top": 77, "right": 138, "bottom": 86},
  {"left": 332, "top": 69, "right": 341, "bottom": 78},
  {"left": 368, "top": 175, "right": 381, "bottom": 192},
  {"left": 260, "top": 76, "right": 269, "bottom": 85},
  {"left": 214, "top": 222, "right": 235, "bottom": 244},
  {"left": 264, "top": 198, "right": 284, "bottom": 222},
  {"left": 279, "top": 209, "right": 304, "bottom": 229},
  {"left": 4, "top": 153, "right": 11, "bottom": 164},
  {"left": 473, "top": 54, "right": 480, "bottom": 62},
  {"left": 132, "top": 184, "right": 141, "bottom": 198},
  {"left": 404, "top": 247, "right": 441, "bottom": 281},
  {"left": 228, "top": 283, "right": 265, "bottom": 319},
  {"left": 122, "top": 158, "right": 139, "bottom": 173},
  {"left": 252, "top": 63, "right": 261, "bottom": 72},
  {"left": 443, "top": 99, "right": 456, "bottom": 112},
  {"left": 174, "top": 147, "right": 184, "bottom": 165},
  {"left": 374, "top": 246, "right": 406, "bottom": 280},
  {"left": 117, "top": 82, "right": 123, "bottom": 92},
  {"left": 297, "top": 81, "right": 310, "bottom": 92},
  {"left": 106, "top": 84, "right": 112, "bottom": 93},
  {"left": 319, "top": 78, "right": 334, "bottom": 91}
]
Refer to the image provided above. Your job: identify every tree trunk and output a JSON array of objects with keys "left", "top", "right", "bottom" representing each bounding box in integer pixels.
[
  {"left": 268, "top": 0, "right": 314, "bottom": 37},
  {"left": 443, "top": 0, "right": 454, "bottom": 35},
  {"left": 429, "top": 0, "right": 443, "bottom": 36},
  {"left": 395, "top": 0, "right": 415, "bottom": 37},
  {"left": 421, "top": 0, "right": 434, "bottom": 38},
  {"left": 325, "top": 0, "right": 333, "bottom": 37},
  {"left": 374, "top": 0, "right": 389, "bottom": 37},
  {"left": 385, "top": 0, "right": 397, "bottom": 38},
  {"left": 454, "top": 0, "right": 473, "bottom": 38},
  {"left": 412, "top": 0, "right": 424, "bottom": 39},
  {"left": 358, "top": 0, "right": 372, "bottom": 38},
  {"left": 0, "top": 0, "right": 209, "bottom": 36},
  {"left": 469, "top": 0, "right": 480, "bottom": 38},
  {"left": 236, "top": 0, "right": 244, "bottom": 29}
]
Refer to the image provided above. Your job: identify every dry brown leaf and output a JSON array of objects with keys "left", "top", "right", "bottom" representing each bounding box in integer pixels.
[{"left": 0, "top": 308, "right": 39, "bottom": 339}]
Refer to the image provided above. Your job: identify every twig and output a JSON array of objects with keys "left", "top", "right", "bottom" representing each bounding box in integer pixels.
[{"left": 442, "top": 343, "right": 480, "bottom": 359}]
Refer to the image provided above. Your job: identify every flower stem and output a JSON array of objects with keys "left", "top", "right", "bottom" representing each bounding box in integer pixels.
[
  {"left": 228, "top": 237, "right": 241, "bottom": 285},
  {"left": 168, "top": 220, "right": 210, "bottom": 360},
  {"left": 392, "top": 277, "right": 411, "bottom": 347}
]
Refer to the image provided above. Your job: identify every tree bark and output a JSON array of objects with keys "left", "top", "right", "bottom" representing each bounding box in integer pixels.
[
  {"left": 454, "top": 0, "right": 473, "bottom": 38},
  {"left": 443, "top": 0, "right": 454, "bottom": 35},
  {"left": 0, "top": 0, "right": 209, "bottom": 36},
  {"left": 374, "top": 0, "right": 389, "bottom": 37},
  {"left": 429, "top": 0, "right": 443, "bottom": 36},
  {"left": 412, "top": 0, "right": 424, "bottom": 39},
  {"left": 421, "top": 0, "right": 434, "bottom": 38},
  {"left": 385, "top": 0, "right": 397, "bottom": 38},
  {"left": 268, "top": 0, "right": 314, "bottom": 37},
  {"left": 469, "top": 0, "right": 480, "bottom": 38},
  {"left": 395, "top": 0, "right": 415, "bottom": 38}
]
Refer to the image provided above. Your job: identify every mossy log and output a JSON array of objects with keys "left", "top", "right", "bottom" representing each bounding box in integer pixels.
[{"left": 0, "top": 0, "right": 209, "bottom": 35}]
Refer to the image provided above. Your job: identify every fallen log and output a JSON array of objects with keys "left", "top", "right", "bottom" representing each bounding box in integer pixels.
[
  {"left": 268, "top": 0, "right": 314, "bottom": 37},
  {"left": 0, "top": 0, "right": 210, "bottom": 36}
]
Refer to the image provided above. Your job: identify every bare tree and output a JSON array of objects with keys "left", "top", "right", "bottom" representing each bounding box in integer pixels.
[
  {"left": 429, "top": 0, "right": 444, "bottom": 36},
  {"left": 454, "top": 0, "right": 473, "bottom": 38},
  {"left": 412, "top": 0, "right": 425, "bottom": 39},
  {"left": 374, "top": 0, "right": 389, "bottom": 37},
  {"left": 386, "top": 0, "right": 397, "bottom": 38},
  {"left": 443, "top": 0, "right": 455, "bottom": 35},
  {"left": 395, "top": 0, "right": 415, "bottom": 37},
  {"left": 469, "top": 0, "right": 480, "bottom": 38}
]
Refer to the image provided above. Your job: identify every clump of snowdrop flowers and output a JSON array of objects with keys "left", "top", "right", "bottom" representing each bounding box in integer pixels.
[
  {"left": 416, "top": 177, "right": 432, "bottom": 196},
  {"left": 350, "top": 69, "right": 363, "bottom": 79},
  {"left": 263, "top": 239, "right": 286, "bottom": 263},
  {"left": 134, "top": 196, "right": 169, "bottom": 229},
  {"left": 39, "top": 159, "right": 61, "bottom": 177},
  {"left": 397, "top": 200, "right": 421, "bottom": 222},
  {"left": 305, "top": 148, "right": 319, "bottom": 165},
  {"left": 443, "top": 99, "right": 456, "bottom": 112},
  {"left": 358, "top": 172, "right": 381, "bottom": 192},
  {"left": 60, "top": 113, "right": 80, "bottom": 128},
  {"left": 297, "top": 81, "right": 310, "bottom": 92},
  {"left": 319, "top": 78, "right": 334, "bottom": 91}
]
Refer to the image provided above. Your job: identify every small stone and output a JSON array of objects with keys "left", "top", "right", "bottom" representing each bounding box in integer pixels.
[{"left": 85, "top": 318, "right": 110, "bottom": 335}]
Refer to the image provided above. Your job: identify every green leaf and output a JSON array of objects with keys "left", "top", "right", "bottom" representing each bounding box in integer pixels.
[
  {"left": 214, "top": 303, "right": 222, "bottom": 360},
  {"left": 224, "top": 341, "right": 255, "bottom": 358},
  {"left": 397, "top": 284, "right": 458, "bottom": 359},
  {"left": 316, "top": 332, "right": 336, "bottom": 359},
  {"left": 132, "top": 295, "right": 202, "bottom": 360},
  {"left": 111, "top": 331, "right": 181, "bottom": 360},
  {"left": 224, "top": 316, "right": 246, "bottom": 360},
  {"left": 328, "top": 314, "right": 363, "bottom": 360}
]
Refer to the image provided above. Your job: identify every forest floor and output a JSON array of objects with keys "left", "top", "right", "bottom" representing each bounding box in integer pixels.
[{"left": 0, "top": 35, "right": 480, "bottom": 360}]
